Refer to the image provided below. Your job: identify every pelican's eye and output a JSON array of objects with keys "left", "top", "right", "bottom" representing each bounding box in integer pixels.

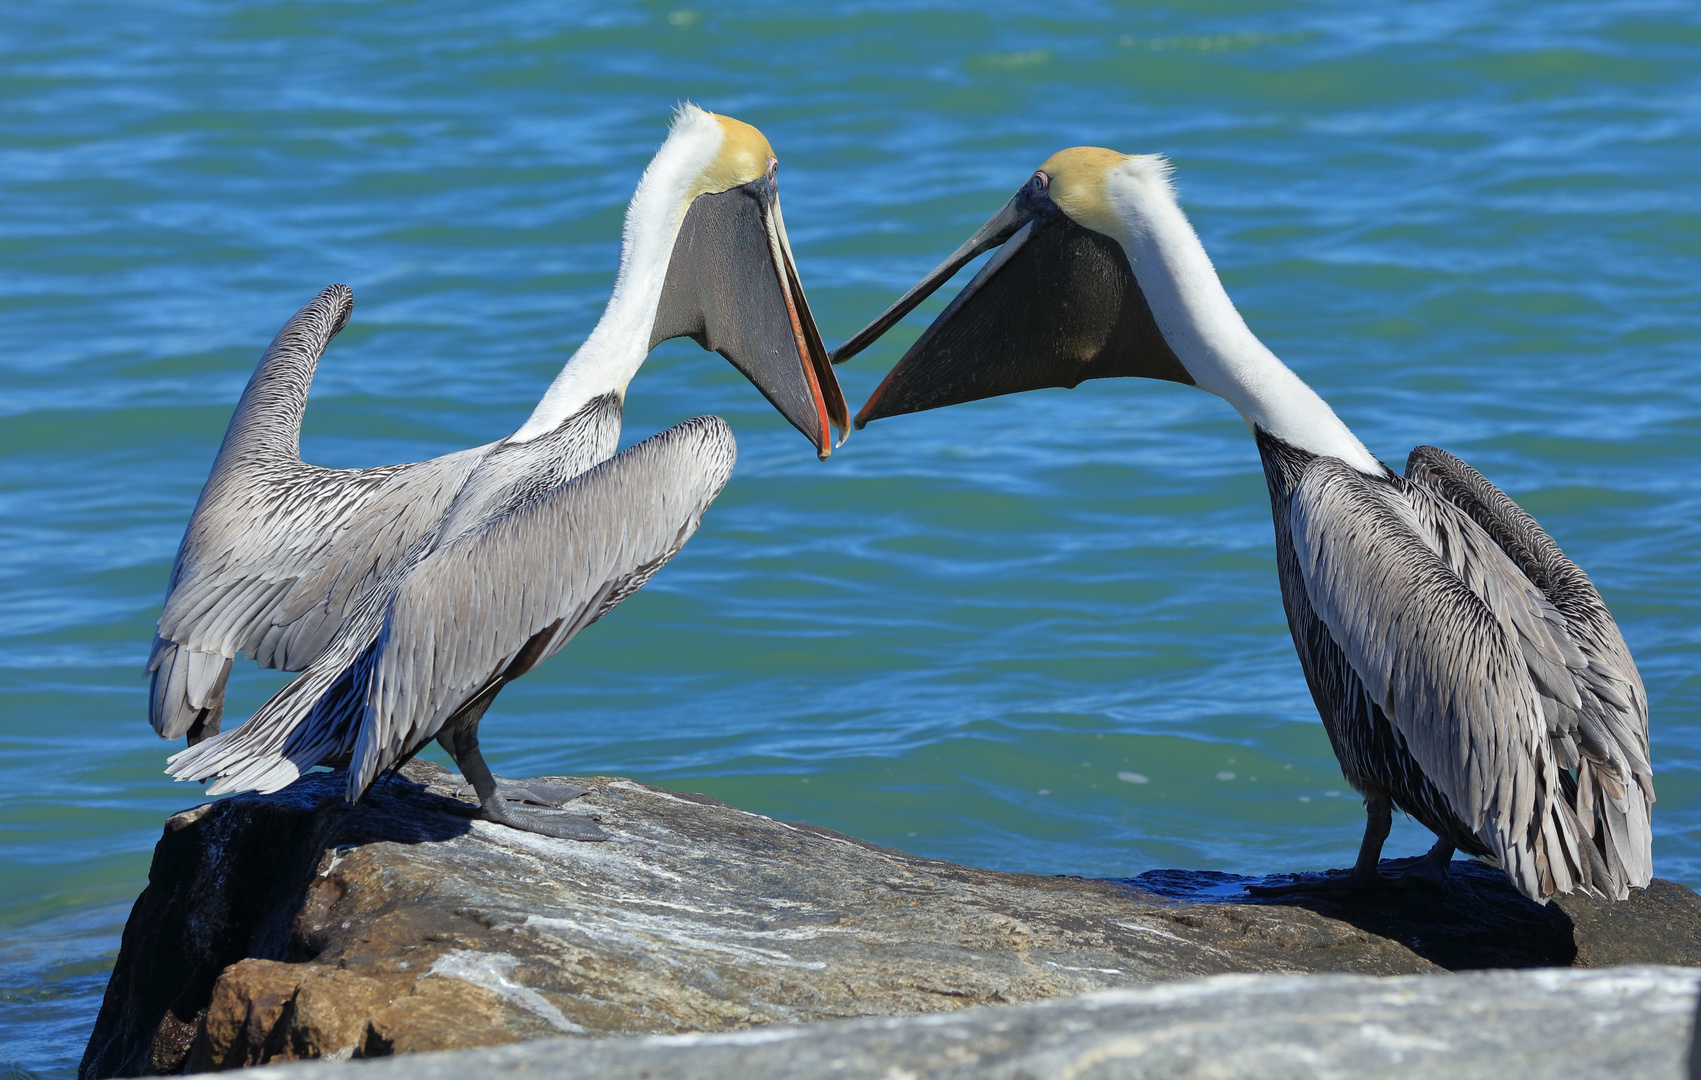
[{"left": 1027, "top": 171, "right": 1050, "bottom": 194}]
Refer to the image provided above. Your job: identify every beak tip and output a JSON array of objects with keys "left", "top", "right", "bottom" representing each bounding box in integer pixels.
[{"left": 853, "top": 392, "right": 883, "bottom": 430}]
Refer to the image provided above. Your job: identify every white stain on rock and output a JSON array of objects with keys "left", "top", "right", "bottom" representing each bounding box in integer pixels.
[{"left": 429, "top": 950, "right": 582, "bottom": 1033}]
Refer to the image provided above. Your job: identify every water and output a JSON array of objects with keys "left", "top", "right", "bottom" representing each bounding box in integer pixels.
[{"left": 3, "top": 0, "right": 1699, "bottom": 1072}]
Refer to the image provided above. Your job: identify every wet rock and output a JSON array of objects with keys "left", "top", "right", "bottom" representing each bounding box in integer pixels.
[
  {"left": 248, "top": 965, "right": 1701, "bottom": 1080},
  {"left": 1134, "top": 860, "right": 1701, "bottom": 971},
  {"left": 81, "top": 761, "right": 1701, "bottom": 1076}
]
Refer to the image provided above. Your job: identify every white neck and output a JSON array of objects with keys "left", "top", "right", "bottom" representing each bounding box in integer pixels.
[
  {"left": 1100, "top": 161, "right": 1383, "bottom": 474},
  {"left": 511, "top": 109, "right": 726, "bottom": 443}
]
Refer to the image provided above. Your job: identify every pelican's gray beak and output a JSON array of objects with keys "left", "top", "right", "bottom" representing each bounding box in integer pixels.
[
  {"left": 651, "top": 160, "right": 848, "bottom": 459},
  {"left": 835, "top": 171, "right": 1192, "bottom": 429},
  {"left": 830, "top": 185, "right": 1039, "bottom": 369}
]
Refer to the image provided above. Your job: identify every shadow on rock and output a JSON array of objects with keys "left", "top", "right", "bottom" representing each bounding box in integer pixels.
[
  {"left": 1125, "top": 858, "right": 1701, "bottom": 972},
  {"left": 80, "top": 761, "right": 476, "bottom": 1080}
]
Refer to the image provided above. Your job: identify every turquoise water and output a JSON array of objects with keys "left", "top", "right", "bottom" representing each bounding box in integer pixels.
[{"left": 3, "top": 1, "right": 1699, "bottom": 1072}]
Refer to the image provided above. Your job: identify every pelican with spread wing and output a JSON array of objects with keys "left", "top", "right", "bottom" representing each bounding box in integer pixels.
[{"left": 152, "top": 105, "right": 847, "bottom": 839}]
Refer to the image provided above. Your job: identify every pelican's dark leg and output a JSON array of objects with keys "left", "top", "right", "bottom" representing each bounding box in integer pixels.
[
  {"left": 1247, "top": 792, "right": 1398, "bottom": 896},
  {"left": 1347, "top": 792, "right": 1396, "bottom": 883},
  {"left": 1402, "top": 837, "right": 1455, "bottom": 891},
  {"left": 1248, "top": 796, "right": 1458, "bottom": 897},
  {"left": 437, "top": 698, "right": 606, "bottom": 842}
]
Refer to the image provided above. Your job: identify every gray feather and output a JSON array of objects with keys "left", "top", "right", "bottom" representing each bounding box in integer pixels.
[
  {"left": 148, "top": 284, "right": 486, "bottom": 737},
  {"left": 167, "top": 395, "right": 732, "bottom": 807},
  {"left": 348, "top": 414, "right": 736, "bottom": 799},
  {"left": 1404, "top": 444, "right": 1652, "bottom": 898},
  {"left": 1279, "top": 444, "right": 1652, "bottom": 903}
]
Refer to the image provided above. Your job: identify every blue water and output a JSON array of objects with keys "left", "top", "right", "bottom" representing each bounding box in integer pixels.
[{"left": 3, "top": 1, "right": 1699, "bottom": 1073}]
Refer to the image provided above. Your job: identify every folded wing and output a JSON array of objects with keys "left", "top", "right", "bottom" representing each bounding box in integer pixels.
[
  {"left": 1405, "top": 445, "right": 1653, "bottom": 895},
  {"left": 1290, "top": 454, "right": 1651, "bottom": 901}
]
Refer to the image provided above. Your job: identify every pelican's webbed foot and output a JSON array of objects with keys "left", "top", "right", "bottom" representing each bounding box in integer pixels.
[
  {"left": 439, "top": 723, "right": 608, "bottom": 842},
  {"left": 477, "top": 795, "right": 609, "bottom": 842},
  {"left": 456, "top": 776, "right": 591, "bottom": 809},
  {"left": 1245, "top": 795, "right": 1454, "bottom": 898},
  {"left": 1246, "top": 838, "right": 1455, "bottom": 898},
  {"left": 507, "top": 778, "right": 591, "bottom": 807}
]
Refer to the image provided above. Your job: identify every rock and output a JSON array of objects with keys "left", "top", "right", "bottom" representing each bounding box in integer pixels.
[
  {"left": 1134, "top": 863, "right": 1701, "bottom": 971},
  {"left": 244, "top": 965, "right": 1701, "bottom": 1080},
  {"left": 81, "top": 761, "right": 1701, "bottom": 1076}
]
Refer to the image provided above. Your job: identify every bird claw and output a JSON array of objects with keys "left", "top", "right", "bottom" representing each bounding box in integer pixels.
[
  {"left": 1245, "top": 861, "right": 1450, "bottom": 898},
  {"left": 455, "top": 777, "right": 590, "bottom": 808},
  {"left": 480, "top": 801, "right": 609, "bottom": 842},
  {"left": 503, "top": 779, "right": 591, "bottom": 808},
  {"left": 447, "top": 774, "right": 606, "bottom": 840}
]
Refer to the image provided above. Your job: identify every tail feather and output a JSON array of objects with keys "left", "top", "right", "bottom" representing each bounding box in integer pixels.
[
  {"left": 1495, "top": 740, "right": 1652, "bottom": 904},
  {"left": 1551, "top": 747, "right": 1650, "bottom": 902},
  {"left": 148, "top": 638, "right": 231, "bottom": 743},
  {"left": 168, "top": 634, "right": 376, "bottom": 795}
]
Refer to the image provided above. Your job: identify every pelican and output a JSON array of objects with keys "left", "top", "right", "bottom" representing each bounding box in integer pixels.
[
  {"left": 151, "top": 105, "right": 848, "bottom": 840},
  {"left": 834, "top": 148, "right": 1653, "bottom": 902}
]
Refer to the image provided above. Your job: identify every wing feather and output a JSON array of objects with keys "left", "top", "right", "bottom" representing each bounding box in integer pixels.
[
  {"left": 344, "top": 415, "right": 738, "bottom": 799},
  {"left": 1293, "top": 451, "right": 1652, "bottom": 901},
  {"left": 148, "top": 285, "right": 484, "bottom": 739},
  {"left": 1291, "top": 459, "right": 1569, "bottom": 899},
  {"left": 1405, "top": 445, "right": 1652, "bottom": 897}
]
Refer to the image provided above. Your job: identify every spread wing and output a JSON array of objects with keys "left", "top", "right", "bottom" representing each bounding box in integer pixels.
[
  {"left": 147, "top": 284, "right": 483, "bottom": 740},
  {"left": 1290, "top": 455, "right": 1651, "bottom": 901},
  {"left": 346, "top": 414, "right": 738, "bottom": 798}
]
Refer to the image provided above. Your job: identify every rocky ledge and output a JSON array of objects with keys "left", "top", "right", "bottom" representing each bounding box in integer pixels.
[
  {"left": 249, "top": 966, "right": 1701, "bottom": 1080},
  {"left": 82, "top": 761, "right": 1701, "bottom": 1077}
]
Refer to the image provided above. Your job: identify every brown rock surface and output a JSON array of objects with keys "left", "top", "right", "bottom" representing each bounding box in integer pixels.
[{"left": 80, "top": 761, "right": 1701, "bottom": 1077}]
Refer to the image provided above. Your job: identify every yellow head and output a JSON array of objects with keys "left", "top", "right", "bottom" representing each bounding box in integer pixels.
[
  {"left": 689, "top": 112, "right": 777, "bottom": 200},
  {"left": 1038, "top": 146, "right": 1175, "bottom": 240}
]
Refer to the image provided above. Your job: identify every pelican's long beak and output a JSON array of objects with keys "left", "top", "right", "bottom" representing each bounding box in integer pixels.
[
  {"left": 830, "top": 186, "right": 1038, "bottom": 369},
  {"left": 650, "top": 160, "right": 848, "bottom": 459},
  {"left": 835, "top": 172, "right": 1191, "bottom": 428}
]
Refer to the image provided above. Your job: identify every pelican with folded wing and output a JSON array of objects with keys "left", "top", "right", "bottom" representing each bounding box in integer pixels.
[{"left": 835, "top": 148, "right": 1651, "bottom": 902}]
